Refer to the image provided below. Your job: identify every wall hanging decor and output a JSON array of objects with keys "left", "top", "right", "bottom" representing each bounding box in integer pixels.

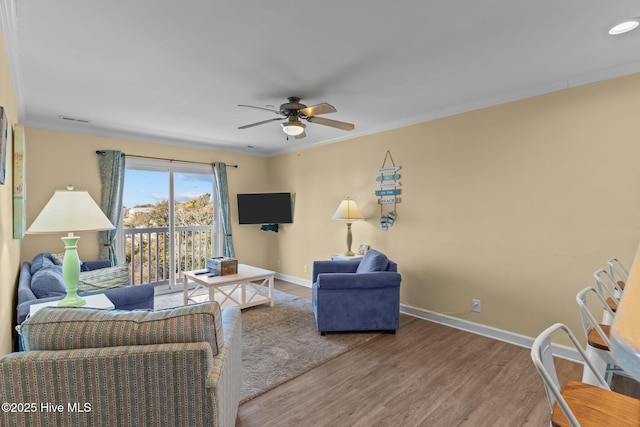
[
  {"left": 13, "top": 124, "right": 26, "bottom": 239},
  {"left": 0, "top": 106, "right": 7, "bottom": 185},
  {"left": 376, "top": 150, "right": 401, "bottom": 230}
]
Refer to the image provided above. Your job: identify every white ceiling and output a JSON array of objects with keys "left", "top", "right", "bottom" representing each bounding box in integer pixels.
[{"left": 2, "top": 1, "right": 640, "bottom": 156}]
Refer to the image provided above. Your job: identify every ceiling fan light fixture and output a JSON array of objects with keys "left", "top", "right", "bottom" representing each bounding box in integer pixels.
[
  {"left": 609, "top": 19, "right": 640, "bottom": 35},
  {"left": 281, "top": 121, "right": 306, "bottom": 136},
  {"left": 239, "top": 97, "right": 353, "bottom": 138}
]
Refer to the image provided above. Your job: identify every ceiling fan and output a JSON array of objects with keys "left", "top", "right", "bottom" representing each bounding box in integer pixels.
[{"left": 238, "top": 97, "right": 355, "bottom": 139}]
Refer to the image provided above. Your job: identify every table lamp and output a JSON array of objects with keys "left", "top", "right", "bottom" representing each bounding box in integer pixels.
[
  {"left": 332, "top": 197, "right": 364, "bottom": 256},
  {"left": 26, "top": 185, "right": 114, "bottom": 307}
]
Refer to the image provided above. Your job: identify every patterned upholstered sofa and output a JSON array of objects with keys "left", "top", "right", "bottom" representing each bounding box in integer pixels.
[{"left": 0, "top": 302, "right": 242, "bottom": 427}]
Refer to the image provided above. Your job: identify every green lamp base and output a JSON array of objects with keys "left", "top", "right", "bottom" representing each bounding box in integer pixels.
[
  {"left": 343, "top": 222, "right": 356, "bottom": 257},
  {"left": 57, "top": 293, "right": 87, "bottom": 307},
  {"left": 58, "top": 234, "right": 86, "bottom": 307}
]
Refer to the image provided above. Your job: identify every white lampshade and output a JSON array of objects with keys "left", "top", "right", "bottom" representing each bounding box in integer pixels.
[
  {"left": 27, "top": 187, "right": 114, "bottom": 234},
  {"left": 332, "top": 198, "right": 364, "bottom": 222}
]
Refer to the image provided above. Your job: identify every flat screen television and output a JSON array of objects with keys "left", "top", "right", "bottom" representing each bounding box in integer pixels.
[{"left": 237, "top": 192, "right": 293, "bottom": 224}]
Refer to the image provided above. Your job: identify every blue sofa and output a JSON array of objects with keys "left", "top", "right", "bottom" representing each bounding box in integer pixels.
[
  {"left": 312, "top": 250, "right": 402, "bottom": 335},
  {"left": 17, "top": 253, "right": 155, "bottom": 325}
]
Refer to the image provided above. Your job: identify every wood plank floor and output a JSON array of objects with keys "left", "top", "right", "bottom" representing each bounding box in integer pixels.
[{"left": 236, "top": 281, "right": 589, "bottom": 426}]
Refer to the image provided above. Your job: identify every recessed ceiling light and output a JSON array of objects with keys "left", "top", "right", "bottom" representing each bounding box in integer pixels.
[{"left": 609, "top": 19, "right": 640, "bottom": 35}]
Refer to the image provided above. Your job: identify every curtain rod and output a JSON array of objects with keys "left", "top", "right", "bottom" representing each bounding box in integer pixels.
[{"left": 96, "top": 151, "right": 238, "bottom": 168}]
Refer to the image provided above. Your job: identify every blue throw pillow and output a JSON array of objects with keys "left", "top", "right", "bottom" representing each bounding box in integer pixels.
[
  {"left": 30, "top": 253, "right": 57, "bottom": 275},
  {"left": 30, "top": 265, "right": 67, "bottom": 299},
  {"left": 356, "top": 249, "right": 389, "bottom": 273}
]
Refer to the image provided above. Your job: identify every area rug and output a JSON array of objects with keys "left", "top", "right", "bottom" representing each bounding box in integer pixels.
[{"left": 154, "top": 289, "right": 382, "bottom": 403}]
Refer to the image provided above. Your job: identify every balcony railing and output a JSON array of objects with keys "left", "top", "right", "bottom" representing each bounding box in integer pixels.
[{"left": 124, "top": 225, "right": 217, "bottom": 289}]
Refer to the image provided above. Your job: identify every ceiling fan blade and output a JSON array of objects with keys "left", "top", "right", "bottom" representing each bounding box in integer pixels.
[
  {"left": 238, "top": 117, "right": 283, "bottom": 129},
  {"left": 237, "top": 104, "right": 281, "bottom": 114},
  {"left": 298, "top": 103, "right": 336, "bottom": 117},
  {"left": 306, "top": 116, "right": 355, "bottom": 131}
]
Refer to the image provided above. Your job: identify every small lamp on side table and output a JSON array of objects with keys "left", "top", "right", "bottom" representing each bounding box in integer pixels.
[
  {"left": 26, "top": 185, "right": 114, "bottom": 307},
  {"left": 332, "top": 197, "right": 364, "bottom": 256}
]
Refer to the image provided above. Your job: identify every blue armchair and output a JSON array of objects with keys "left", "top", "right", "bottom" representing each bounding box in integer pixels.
[{"left": 312, "top": 250, "right": 401, "bottom": 335}]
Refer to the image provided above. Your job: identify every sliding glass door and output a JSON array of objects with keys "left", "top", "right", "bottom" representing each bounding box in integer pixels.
[{"left": 117, "top": 159, "right": 221, "bottom": 293}]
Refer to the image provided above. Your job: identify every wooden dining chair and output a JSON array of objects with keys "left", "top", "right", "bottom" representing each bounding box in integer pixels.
[{"left": 531, "top": 323, "right": 640, "bottom": 427}]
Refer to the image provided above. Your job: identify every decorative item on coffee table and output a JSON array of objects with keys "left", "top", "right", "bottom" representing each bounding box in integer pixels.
[{"left": 206, "top": 256, "right": 238, "bottom": 276}]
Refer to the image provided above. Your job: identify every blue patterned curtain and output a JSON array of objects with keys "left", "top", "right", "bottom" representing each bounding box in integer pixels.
[
  {"left": 213, "top": 162, "right": 235, "bottom": 258},
  {"left": 97, "top": 150, "right": 126, "bottom": 264}
]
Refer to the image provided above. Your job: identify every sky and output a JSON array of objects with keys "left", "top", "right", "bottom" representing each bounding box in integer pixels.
[{"left": 123, "top": 170, "right": 214, "bottom": 208}]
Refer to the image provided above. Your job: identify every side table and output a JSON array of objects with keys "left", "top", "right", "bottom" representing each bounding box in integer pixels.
[
  {"left": 330, "top": 254, "right": 364, "bottom": 261},
  {"left": 29, "top": 293, "right": 115, "bottom": 317}
]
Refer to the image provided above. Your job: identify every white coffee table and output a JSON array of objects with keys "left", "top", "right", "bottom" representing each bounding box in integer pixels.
[
  {"left": 29, "top": 293, "right": 115, "bottom": 316},
  {"left": 182, "top": 264, "right": 275, "bottom": 309}
]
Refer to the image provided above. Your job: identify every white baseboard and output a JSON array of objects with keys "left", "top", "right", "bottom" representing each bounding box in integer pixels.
[
  {"left": 275, "top": 273, "right": 312, "bottom": 288},
  {"left": 400, "top": 303, "right": 581, "bottom": 363},
  {"left": 274, "top": 275, "right": 581, "bottom": 363}
]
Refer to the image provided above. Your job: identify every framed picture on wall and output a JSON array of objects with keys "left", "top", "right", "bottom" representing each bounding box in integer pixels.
[
  {"left": 0, "top": 106, "right": 7, "bottom": 185},
  {"left": 13, "top": 124, "right": 26, "bottom": 239}
]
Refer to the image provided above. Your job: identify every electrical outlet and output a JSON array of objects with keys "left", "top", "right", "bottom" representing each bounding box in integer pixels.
[
  {"left": 303, "top": 265, "right": 308, "bottom": 273},
  {"left": 472, "top": 299, "right": 481, "bottom": 313}
]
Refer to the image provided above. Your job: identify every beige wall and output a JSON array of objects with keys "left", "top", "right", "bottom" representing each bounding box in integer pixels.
[
  {"left": 0, "top": 29, "right": 21, "bottom": 355},
  {"left": 21, "top": 129, "right": 271, "bottom": 267},
  {"left": 268, "top": 73, "right": 640, "bottom": 340}
]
